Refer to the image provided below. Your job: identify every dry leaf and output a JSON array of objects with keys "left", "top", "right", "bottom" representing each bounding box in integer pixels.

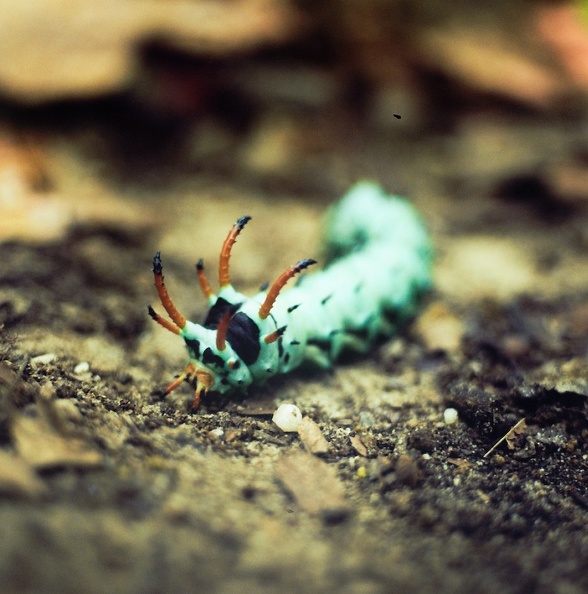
[
  {"left": 349, "top": 434, "right": 368, "bottom": 457},
  {"left": 298, "top": 417, "right": 329, "bottom": 455},
  {"left": 447, "top": 458, "right": 473, "bottom": 472},
  {"left": 11, "top": 410, "right": 102, "bottom": 470},
  {"left": 0, "top": 450, "right": 46, "bottom": 498},
  {"left": 276, "top": 450, "right": 348, "bottom": 520}
]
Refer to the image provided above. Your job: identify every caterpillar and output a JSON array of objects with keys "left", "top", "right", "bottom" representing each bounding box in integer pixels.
[{"left": 148, "top": 182, "right": 433, "bottom": 408}]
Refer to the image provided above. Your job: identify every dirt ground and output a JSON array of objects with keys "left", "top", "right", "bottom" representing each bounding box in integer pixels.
[{"left": 1, "top": 82, "right": 588, "bottom": 594}]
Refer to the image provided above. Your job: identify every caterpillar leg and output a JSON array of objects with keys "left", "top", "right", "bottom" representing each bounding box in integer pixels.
[
  {"left": 163, "top": 362, "right": 214, "bottom": 409},
  {"left": 303, "top": 345, "right": 332, "bottom": 370},
  {"left": 329, "top": 332, "right": 371, "bottom": 360},
  {"left": 164, "top": 362, "right": 197, "bottom": 396}
]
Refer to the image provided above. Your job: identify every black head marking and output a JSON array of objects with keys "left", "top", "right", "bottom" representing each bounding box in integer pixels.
[
  {"left": 204, "top": 297, "right": 242, "bottom": 328},
  {"left": 226, "top": 312, "right": 261, "bottom": 365},
  {"left": 202, "top": 347, "right": 224, "bottom": 368},
  {"left": 185, "top": 338, "right": 201, "bottom": 358}
]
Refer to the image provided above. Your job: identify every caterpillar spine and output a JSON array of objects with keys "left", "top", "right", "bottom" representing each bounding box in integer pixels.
[{"left": 149, "top": 182, "right": 433, "bottom": 408}]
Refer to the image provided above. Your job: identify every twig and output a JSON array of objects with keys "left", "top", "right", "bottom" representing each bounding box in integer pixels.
[{"left": 483, "top": 418, "right": 527, "bottom": 458}]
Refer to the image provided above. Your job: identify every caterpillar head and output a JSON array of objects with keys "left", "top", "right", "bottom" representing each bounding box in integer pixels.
[
  {"left": 179, "top": 320, "right": 254, "bottom": 396},
  {"left": 148, "top": 216, "right": 314, "bottom": 409}
]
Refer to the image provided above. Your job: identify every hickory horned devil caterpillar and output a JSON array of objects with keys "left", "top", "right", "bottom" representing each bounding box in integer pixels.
[{"left": 148, "top": 182, "right": 433, "bottom": 409}]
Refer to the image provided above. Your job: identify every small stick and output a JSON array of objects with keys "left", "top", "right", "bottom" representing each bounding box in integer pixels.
[{"left": 483, "top": 418, "right": 527, "bottom": 458}]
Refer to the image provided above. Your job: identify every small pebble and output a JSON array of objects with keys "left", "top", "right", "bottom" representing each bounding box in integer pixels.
[
  {"left": 30, "top": 353, "right": 56, "bottom": 367},
  {"left": 74, "top": 361, "right": 90, "bottom": 375},
  {"left": 356, "top": 466, "right": 367, "bottom": 479},
  {"left": 272, "top": 403, "right": 302, "bottom": 432},
  {"left": 209, "top": 427, "right": 224, "bottom": 440},
  {"left": 443, "top": 408, "right": 459, "bottom": 425}
]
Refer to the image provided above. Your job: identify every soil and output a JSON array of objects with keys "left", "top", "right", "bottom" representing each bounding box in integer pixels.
[{"left": 1, "top": 98, "right": 588, "bottom": 594}]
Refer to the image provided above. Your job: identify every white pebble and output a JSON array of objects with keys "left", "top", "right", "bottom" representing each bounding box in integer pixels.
[
  {"left": 272, "top": 403, "right": 302, "bottom": 432},
  {"left": 30, "top": 353, "right": 56, "bottom": 367},
  {"left": 444, "top": 407, "right": 459, "bottom": 425},
  {"left": 74, "top": 361, "right": 90, "bottom": 375}
]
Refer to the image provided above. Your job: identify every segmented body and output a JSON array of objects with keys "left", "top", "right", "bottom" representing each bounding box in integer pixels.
[{"left": 149, "top": 182, "right": 433, "bottom": 408}]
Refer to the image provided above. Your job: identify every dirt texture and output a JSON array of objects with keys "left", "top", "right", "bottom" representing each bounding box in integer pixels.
[{"left": 1, "top": 3, "right": 588, "bottom": 593}]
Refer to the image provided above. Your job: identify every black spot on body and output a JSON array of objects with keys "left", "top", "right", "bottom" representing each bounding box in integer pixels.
[
  {"left": 284, "top": 352, "right": 290, "bottom": 364},
  {"left": 184, "top": 338, "right": 201, "bottom": 358},
  {"left": 290, "top": 340, "right": 301, "bottom": 346},
  {"left": 287, "top": 304, "right": 300, "bottom": 313},
  {"left": 321, "top": 295, "right": 332, "bottom": 306},
  {"left": 202, "top": 347, "right": 224, "bottom": 368},
  {"left": 226, "top": 312, "right": 260, "bottom": 365}
]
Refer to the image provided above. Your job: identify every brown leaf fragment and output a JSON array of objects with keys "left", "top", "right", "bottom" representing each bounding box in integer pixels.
[
  {"left": 0, "top": 450, "right": 47, "bottom": 498},
  {"left": 11, "top": 410, "right": 102, "bottom": 470},
  {"left": 505, "top": 419, "right": 527, "bottom": 449},
  {"left": 349, "top": 434, "right": 368, "bottom": 457},
  {"left": 298, "top": 417, "right": 330, "bottom": 455},
  {"left": 448, "top": 458, "right": 473, "bottom": 472},
  {"left": 276, "top": 450, "right": 349, "bottom": 521}
]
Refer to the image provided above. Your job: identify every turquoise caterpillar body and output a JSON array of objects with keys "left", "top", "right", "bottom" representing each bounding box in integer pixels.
[{"left": 149, "top": 182, "right": 433, "bottom": 408}]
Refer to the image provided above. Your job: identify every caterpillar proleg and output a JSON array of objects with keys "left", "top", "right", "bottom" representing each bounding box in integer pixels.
[{"left": 149, "top": 182, "right": 433, "bottom": 408}]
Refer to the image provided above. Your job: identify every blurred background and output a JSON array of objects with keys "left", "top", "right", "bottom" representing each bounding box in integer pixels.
[
  {"left": 1, "top": 2, "right": 588, "bottom": 593},
  {"left": 3, "top": 0, "right": 588, "bottom": 240},
  {"left": 2, "top": 0, "right": 588, "bottom": 308}
]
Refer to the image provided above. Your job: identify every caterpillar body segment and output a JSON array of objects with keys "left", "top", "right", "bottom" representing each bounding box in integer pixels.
[{"left": 149, "top": 182, "right": 433, "bottom": 408}]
